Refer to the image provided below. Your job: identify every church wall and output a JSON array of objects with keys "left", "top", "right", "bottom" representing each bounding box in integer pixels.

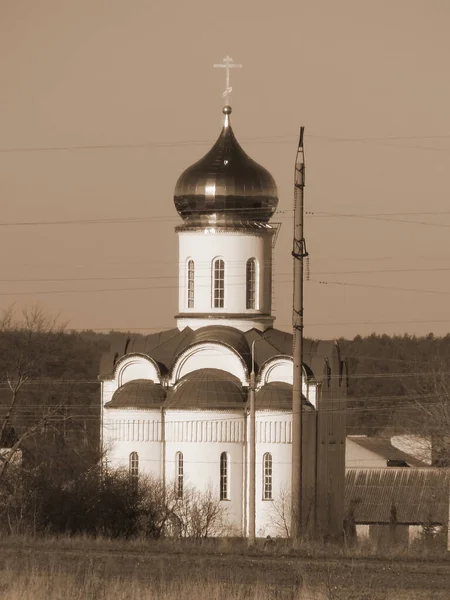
[
  {"left": 102, "top": 409, "right": 162, "bottom": 479},
  {"left": 164, "top": 410, "right": 245, "bottom": 534},
  {"left": 255, "top": 411, "right": 292, "bottom": 537},
  {"left": 177, "top": 230, "right": 273, "bottom": 330},
  {"left": 102, "top": 380, "right": 115, "bottom": 406}
]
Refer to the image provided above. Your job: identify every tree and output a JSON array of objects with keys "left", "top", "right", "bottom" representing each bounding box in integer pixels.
[
  {"left": 406, "top": 357, "right": 450, "bottom": 465},
  {"left": 0, "top": 305, "right": 71, "bottom": 480}
]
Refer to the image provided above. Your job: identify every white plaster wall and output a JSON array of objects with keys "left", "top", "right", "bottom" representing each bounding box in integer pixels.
[
  {"left": 345, "top": 439, "right": 387, "bottom": 468},
  {"left": 102, "top": 380, "right": 116, "bottom": 407},
  {"left": 356, "top": 524, "right": 370, "bottom": 539},
  {"left": 170, "top": 343, "right": 247, "bottom": 385},
  {"left": 255, "top": 411, "right": 292, "bottom": 537},
  {"left": 102, "top": 408, "right": 163, "bottom": 479},
  {"left": 177, "top": 229, "right": 274, "bottom": 329},
  {"left": 178, "top": 316, "right": 274, "bottom": 332},
  {"left": 164, "top": 410, "right": 246, "bottom": 534}
]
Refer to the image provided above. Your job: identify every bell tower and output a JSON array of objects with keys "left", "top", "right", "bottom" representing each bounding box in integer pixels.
[{"left": 173, "top": 105, "right": 279, "bottom": 332}]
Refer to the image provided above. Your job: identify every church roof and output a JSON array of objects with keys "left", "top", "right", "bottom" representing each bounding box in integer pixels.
[
  {"left": 173, "top": 106, "right": 278, "bottom": 227},
  {"left": 105, "top": 379, "right": 166, "bottom": 410},
  {"left": 167, "top": 368, "right": 246, "bottom": 410},
  {"left": 99, "top": 325, "right": 332, "bottom": 383},
  {"left": 255, "top": 382, "right": 314, "bottom": 411}
]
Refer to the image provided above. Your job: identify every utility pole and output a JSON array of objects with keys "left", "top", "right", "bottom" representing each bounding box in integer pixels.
[
  {"left": 248, "top": 339, "right": 257, "bottom": 544},
  {"left": 291, "top": 127, "right": 307, "bottom": 540}
]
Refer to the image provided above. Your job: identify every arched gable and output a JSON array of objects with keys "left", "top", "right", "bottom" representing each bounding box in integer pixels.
[
  {"left": 113, "top": 354, "right": 161, "bottom": 387},
  {"left": 169, "top": 342, "right": 248, "bottom": 385},
  {"left": 258, "top": 357, "right": 316, "bottom": 405},
  {"left": 259, "top": 356, "right": 293, "bottom": 386}
]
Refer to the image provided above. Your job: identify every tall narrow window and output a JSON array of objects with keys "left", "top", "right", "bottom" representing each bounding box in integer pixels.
[
  {"left": 263, "top": 453, "right": 273, "bottom": 500},
  {"left": 129, "top": 452, "right": 139, "bottom": 480},
  {"left": 187, "top": 260, "right": 195, "bottom": 308},
  {"left": 220, "top": 452, "right": 229, "bottom": 500},
  {"left": 176, "top": 452, "right": 184, "bottom": 499},
  {"left": 213, "top": 259, "right": 225, "bottom": 308},
  {"left": 246, "top": 258, "right": 257, "bottom": 309}
]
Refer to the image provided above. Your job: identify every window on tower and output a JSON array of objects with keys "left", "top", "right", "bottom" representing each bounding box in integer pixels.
[
  {"left": 212, "top": 258, "right": 225, "bottom": 308},
  {"left": 263, "top": 453, "right": 273, "bottom": 500},
  {"left": 246, "top": 258, "right": 257, "bottom": 309},
  {"left": 220, "top": 452, "right": 229, "bottom": 500},
  {"left": 176, "top": 452, "right": 184, "bottom": 499},
  {"left": 187, "top": 260, "right": 195, "bottom": 308}
]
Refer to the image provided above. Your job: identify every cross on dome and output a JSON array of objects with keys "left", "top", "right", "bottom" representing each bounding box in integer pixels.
[{"left": 213, "top": 55, "right": 242, "bottom": 106}]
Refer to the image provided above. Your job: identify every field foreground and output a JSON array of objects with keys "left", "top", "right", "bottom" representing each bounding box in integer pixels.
[{"left": 0, "top": 538, "right": 448, "bottom": 599}]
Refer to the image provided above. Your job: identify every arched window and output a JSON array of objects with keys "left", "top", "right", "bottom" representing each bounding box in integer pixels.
[
  {"left": 263, "top": 453, "right": 273, "bottom": 500},
  {"left": 220, "top": 452, "right": 229, "bottom": 500},
  {"left": 212, "top": 259, "right": 225, "bottom": 308},
  {"left": 187, "top": 260, "right": 195, "bottom": 308},
  {"left": 129, "top": 452, "right": 139, "bottom": 480},
  {"left": 176, "top": 452, "right": 184, "bottom": 499},
  {"left": 246, "top": 258, "right": 257, "bottom": 309}
]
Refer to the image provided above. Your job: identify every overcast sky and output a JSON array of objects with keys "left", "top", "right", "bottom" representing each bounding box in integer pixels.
[{"left": 1, "top": 0, "right": 449, "bottom": 339}]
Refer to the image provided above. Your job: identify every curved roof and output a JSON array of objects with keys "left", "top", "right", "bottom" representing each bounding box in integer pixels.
[
  {"left": 99, "top": 326, "right": 339, "bottom": 387},
  {"left": 174, "top": 106, "right": 278, "bottom": 227},
  {"left": 105, "top": 379, "right": 166, "bottom": 410},
  {"left": 186, "top": 325, "right": 251, "bottom": 368},
  {"left": 255, "top": 382, "right": 313, "bottom": 411},
  {"left": 168, "top": 368, "right": 246, "bottom": 410}
]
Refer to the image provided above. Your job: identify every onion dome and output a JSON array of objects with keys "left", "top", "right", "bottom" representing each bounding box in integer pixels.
[
  {"left": 168, "top": 368, "right": 246, "bottom": 409},
  {"left": 174, "top": 106, "right": 278, "bottom": 227},
  {"left": 105, "top": 379, "right": 166, "bottom": 409}
]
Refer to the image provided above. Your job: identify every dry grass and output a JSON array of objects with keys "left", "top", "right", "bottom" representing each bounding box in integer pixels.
[{"left": 0, "top": 536, "right": 447, "bottom": 600}]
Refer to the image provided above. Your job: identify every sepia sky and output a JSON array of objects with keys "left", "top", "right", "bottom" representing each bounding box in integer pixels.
[{"left": 1, "top": 0, "right": 450, "bottom": 339}]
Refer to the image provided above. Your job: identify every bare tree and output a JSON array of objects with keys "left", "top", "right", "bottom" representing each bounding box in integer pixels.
[
  {"left": 0, "top": 305, "right": 69, "bottom": 480},
  {"left": 270, "top": 485, "right": 291, "bottom": 537},
  {"left": 405, "top": 357, "right": 450, "bottom": 466},
  {"left": 165, "top": 484, "right": 232, "bottom": 538}
]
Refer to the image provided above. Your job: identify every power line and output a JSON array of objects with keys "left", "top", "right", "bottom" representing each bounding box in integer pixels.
[
  {"left": 1, "top": 132, "right": 450, "bottom": 154},
  {"left": 312, "top": 279, "right": 450, "bottom": 297}
]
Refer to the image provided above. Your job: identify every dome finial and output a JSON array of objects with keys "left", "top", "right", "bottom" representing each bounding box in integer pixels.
[
  {"left": 223, "top": 105, "right": 232, "bottom": 127},
  {"left": 213, "top": 56, "right": 242, "bottom": 108}
]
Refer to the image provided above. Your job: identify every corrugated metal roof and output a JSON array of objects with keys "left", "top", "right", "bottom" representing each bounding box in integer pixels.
[
  {"left": 345, "top": 468, "right": 450, "bottom": 525},
  {"left": 347, "top": 436, "right": 426, "bottom": 467}
]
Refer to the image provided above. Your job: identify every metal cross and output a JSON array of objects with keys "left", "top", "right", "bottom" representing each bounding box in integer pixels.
[{"left": 213, "top": 56, "right": 242, "bottom": 104}]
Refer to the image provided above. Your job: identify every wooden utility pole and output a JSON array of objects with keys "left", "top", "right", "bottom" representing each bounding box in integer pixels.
[
  {"left": 291, "top": 127, "right": 307, "bottom": 540},
  {"left": 248, "top": 340, "right": 256, "bottom": 543}
]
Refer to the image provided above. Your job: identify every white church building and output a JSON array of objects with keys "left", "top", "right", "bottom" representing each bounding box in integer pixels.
[{"left": 100, "top": 102, "right": 347, "bottom": 538}]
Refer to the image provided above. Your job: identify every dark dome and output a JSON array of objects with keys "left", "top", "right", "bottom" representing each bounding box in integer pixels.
[
  {"left": 174, "top": 107, "right": 278, "bottom": 227},
  {"left": 255, "top": 382, "right": 314, "bottom": 411},
  {"left": 168, "top": 368, "right": 246, "bottom": 410},
  {"left": 105, "top": 379, "right": 166, "bottom": 409}
]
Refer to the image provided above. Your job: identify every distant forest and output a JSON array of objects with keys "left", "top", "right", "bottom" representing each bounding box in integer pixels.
[{"left": 2, "top": 329, "right": 450, "bottom": 441}]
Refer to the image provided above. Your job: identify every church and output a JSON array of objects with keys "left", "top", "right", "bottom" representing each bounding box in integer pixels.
[{"left": 99, "top": 97, "right": 347, "bottom": 538}]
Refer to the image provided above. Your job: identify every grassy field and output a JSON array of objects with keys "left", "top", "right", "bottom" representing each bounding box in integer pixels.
[{"left": 0, "top": 536, "right": 448, "bottom": 599}]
